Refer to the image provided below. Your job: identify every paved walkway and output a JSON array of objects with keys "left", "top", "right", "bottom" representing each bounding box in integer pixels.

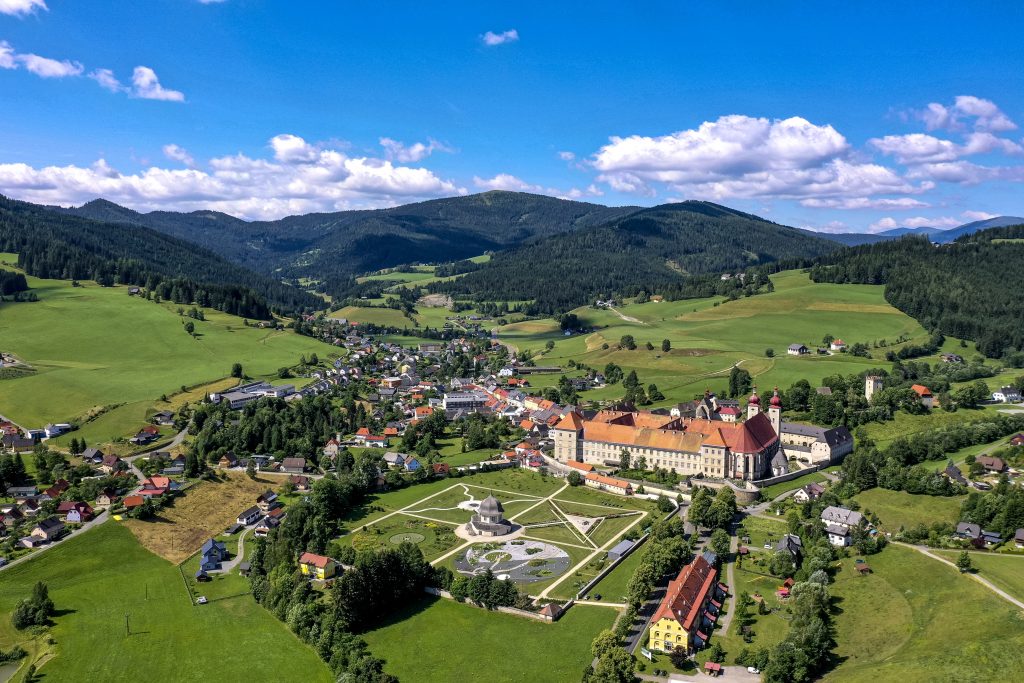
[
  {"left": 716, "top": 532, "right": 739, "bottom": 633},
  {"left": 900, "top": 542, "right": 1024, "bottom": 610},
  {"left": 214, "top": 528, "right": 251, "bottom": 574}
]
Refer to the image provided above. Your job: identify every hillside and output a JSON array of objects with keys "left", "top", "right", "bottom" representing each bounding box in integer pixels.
[
  {"left": 1, "top": 195, "right": 319, "bottom": 317},
  {"left": 821, "top": 215, "right": 1024, "bottom": 247},
  {"left": 55, "top": 192, "right": 639, "bottom": 288},
  {"left": 433, "top": 201, "right": 840, "bottom": 313},
  {"left": 809, "top": 227, "right": 1024, "bottom": 357}
]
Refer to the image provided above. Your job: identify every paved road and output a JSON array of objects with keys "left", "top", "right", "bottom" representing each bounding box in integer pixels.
[
  {"left": 716, "top": 532, "right": 739, "bottom": 633},
  {"left": 636, "top": 666, "right": 760, "bottom": 682},
  {"left": 0, "top": 508, "right": 109, "bottom": 573},
  {"left": 900, "top": 542, "right": 1024, "bottom": 610},
  {"left": 214, "top": 527, "right": 251, "bottom": 574}
]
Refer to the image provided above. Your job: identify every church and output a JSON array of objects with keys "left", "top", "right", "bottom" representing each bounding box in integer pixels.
[{"left": 552, "top": 388, "right": 786, "bottom": 481}]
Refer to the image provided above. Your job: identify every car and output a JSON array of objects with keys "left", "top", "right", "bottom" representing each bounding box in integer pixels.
[
  {"left": 196, "top": 596, "right": 208, "bottom": 605},
  {"left": 763, "top": 542, "right": 772, "bottom": 549},
  {"left": 0, "top": 557, "right": 7, "bottom": 568},
  {"left": 747, "top": 666, "right": 761, "bottom": 674},
  {"left": 593, "top": 593, "right": 602, "bottom": 601}
]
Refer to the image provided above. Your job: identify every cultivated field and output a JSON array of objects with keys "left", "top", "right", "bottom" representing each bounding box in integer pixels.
[
  {"left": 0, "top": 264, "right": 328, "bottom": 432},
  {"left": 122, "top": 471, "right": 275, "bottom": 563},
  {"left": 0, "top": 524, "right": 331, "bottom": 682}
]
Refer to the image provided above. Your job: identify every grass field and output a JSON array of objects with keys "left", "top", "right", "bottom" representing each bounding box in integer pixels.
[
  {"left": 489, "top": 270, "right": 930, "bottom": 407},
  {"left": 122, "top": 471, "right": 276, "bottom": 563},
  {"left": 825, "top": 545, "right": 1024, "bottom": 681},
  {"left": 852, "top": 488, "right": 964, "bottom": 533},
  {"left": 757, "top": 470, "right": 830, "bottom": 501},
  {"left": 0, "top": 523, "right": 331, "bottom": 682},
  {"left": 362, "top": 596, "right": 615, "bottom": 683},
  {"left": 935, "top": 551, "right": 1024, "bottom": 603},
  {"left": 0, "top": 265, "right": 329, "bottom": 432},
  {"left": 588, "top": 543, "right": 648, "bottom": 601}
]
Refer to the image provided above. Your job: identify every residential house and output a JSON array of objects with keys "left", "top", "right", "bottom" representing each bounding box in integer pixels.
[
  {"left": 289, "top": 475, "right": 311, "bottom": 492},
  {"left": 976, "top": 455, "right": 1007, "bottom": 473},
  {"left": 955, "top": 522, "right": 982, "bottom": 540},
  {"left": 829, "top": 339, "right": 847, "bottom": 351},
  {"left": 256, "top": 490, "right": 279, "bottom": 512},
  {"left": 299, "top": 552, "right": 339, "bottom": 580},
  {"left": 57, "top": 501, "right": 93, "bottom": 523},
  {"left": 122, "top": 495, "right": 145, "bottom": 510},
  {"left": 792, "top": 482, "right": 825, "bottom": 504},
  {"left": 43, "top": 479, "right": 70, "bottom": 499},
  {"left": 152, "top": 411, "right": 175, "bottom": 425},
  {"left": 775, "top": 534, "right": 804, "bottom": 562},
  {"left": 992, "top": 386, "right": 1023, "bottom": 403},
  {"left": 820, "top": 506, "right": 864, "bottom": 546},
  {"left": 383, "top": 452, "right": 408, "bottom": 468},
  {"left": 1015, "top": 528, "right": 1024, "bottom": 549},
  {"left": 281, "top": 457, "right": 306, "bottom": 474},
  {"left": 2, "top": 435, "right": 35, "bottom": 453},
  {"left": 99, "top": 454, "right": 125, "bottom": 475},
  {"left": 943, "top": 460, "right": 968, "bottom": 486},
  {"left": 140, "top": 476, "right": 171, "bottom": 497},
  {"left": 432, "top": 462, "right": 450, "bottom": 477},
  {"left": 648, "top": 551, "right": 723, "bottom": 654},
  {"left": 31, "top": 517, "right": 65, "bottom": 542},
  {"left": 911, "top": 384, "right": 934, "bottom": 409},
  {"left": 200, "top": 538, "right": 228, "bottom": 571},
  {"left": 81, "top": 447, "right": 105, "bottom": 464},
  {"left": 254, "top": 514, "right": 281, "bottom": 537},
  {"left": 96, "top": 489, "right": 118, "bottom": 506},
  {"left": 1011, "top": 434, "right": 1024, "bottom": 447},
  {"left": 787, "top": 344, "right": 809, "bottom": 356},
  {"left": 218, "top": 452, "right": 239, "bottom": 468},
  {"left": 237, "top": 506, "right": 261, "bottom": 525}
]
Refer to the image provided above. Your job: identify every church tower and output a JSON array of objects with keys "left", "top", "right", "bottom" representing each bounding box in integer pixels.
[
  {"left": 746, "top": 386, "right": 761, "bottom": 420},
  {"left": 767, "top": 387, "right": 782, "bottom": 435}
]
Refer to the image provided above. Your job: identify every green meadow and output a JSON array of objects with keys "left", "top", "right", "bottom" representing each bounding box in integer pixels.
[
  {"left": 0, "top": 261, "right": 328, "bottom": 433},
  {"left": 0, "top": 523, "right": 331, "bottom": 682}
]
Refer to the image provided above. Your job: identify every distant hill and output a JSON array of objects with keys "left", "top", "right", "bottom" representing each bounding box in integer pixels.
[
  {"left": 54, "top": 192, "right": 639, "bottom": 284},
  {"left": 1, "top": 195, "right": 319, "bottom": 317},
  {"left": 934, "top": 216, "right": 1024, "bottom": 243},
  {"left": 821, "top": 233, "right": 893, "bottom": 247},
  {"left": 433, "top": 201, "right": 840, "bottom": 313},
  {"left": 817, "top": 216, "right": 1024, "bottom": 247}
]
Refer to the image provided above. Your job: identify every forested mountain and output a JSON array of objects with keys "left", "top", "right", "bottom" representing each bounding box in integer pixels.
[
  {"left": 821, "top": 233, "right": 893, "bottom": 247},
  {"left": 0, "top": 195, "right": 320, "bottom": 317},
  {"left": 432, "top": 201, "right": 840, "bottom": 313},
  {"left": 54, "top": 192, "right": 639, "bottom": 283},
  {"left": 808, "top": 226, "right": 1024, "bottom": 357},
  {"left": 819, "top": 216, "right": 1024, "bottom": 247}
]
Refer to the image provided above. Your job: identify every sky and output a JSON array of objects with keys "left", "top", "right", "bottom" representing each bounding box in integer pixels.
[{"left": 1, "top": 1, "right": 1023, "bottom": 232}]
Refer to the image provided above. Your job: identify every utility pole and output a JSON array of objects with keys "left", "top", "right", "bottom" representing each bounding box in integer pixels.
[{"left": 125, "top": 613, "right": 130, "bottom": 637}]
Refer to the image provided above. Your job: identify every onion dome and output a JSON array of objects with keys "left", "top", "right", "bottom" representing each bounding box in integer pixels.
[
  {"left": 748, "top": 386, "right": 760, "bottom": 406},
  {"left": 770, "top": 387, "right": 782, "bottom": 408}
]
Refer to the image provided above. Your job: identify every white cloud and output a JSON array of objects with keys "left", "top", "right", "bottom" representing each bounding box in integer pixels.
[
  {"left": 481, "top": 29, "right": 519, "bottom": 46},
  {"left": 379, "top": 137, "right": 452, "bottom": 163},
  {"left": 473, "top": 173, "right": 541, "bottom": 192},
  {"left": 131, "top": 66, "right": 185, "bottom": 102},
  {"left": 0, "top": 134, "right": 463, "bottom": 220},
  {"left": 914, "top": 95, "right": 1017, "bottom": 133},
  {"left": 869, "top": 215, "right": 961, "bottom": 233},
  {"left": 0, "top": 41, "right": 82, "bottom": 78},
  {"left": 197, "top": 0, "right": 227, "bottom": 4},
  {"left": 800, "top": 197, "right": 929, "bottom": 210},
  {"left": 870, "top": 131, "right": 1022, "bottom": 164},
  {"left": 162, "top": 144, "right": 195, "bottom": 168},
  {"left": 88, "top": 68, "right": 126, "bottom": 92},
  {"left": 558, "top": 151, "right": 576, "bottom": 161},
  {"left": 0, "top": 0, "right": 47, "bottom": 17},
  {"left": 961, "top": 210, "right": 997, "bottom": 222}
]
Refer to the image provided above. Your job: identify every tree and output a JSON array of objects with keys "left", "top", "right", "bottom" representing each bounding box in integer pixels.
[
  {"left": 669, "top": 645, "right": 689, "bottom": 669},
  {"left": 231, "top": 362, "right": 243, "bottom": 378},
  {"left": 619, "top": 335, "right": 637, "bottom": 350},
  {"left": 568, "top": 470, "right": 583, "bottom": 486},
  {"left": 591, "top": 629, "right": 620, "bottom": 659},
  {"left": 246, "top": 459, "right": 257, "bottom": 480},
  {"left": 591, "top": 648, "right": 636, "bottom": 683},
  {"left": 710, "top": 528, "right": 731, "bottom": 560},
  {"left": 11, "top": 582, "right": 54, "bottom": 630},
  {"left": 184, "top": 321, "right": 195, "bottom": 335},
  {"left": 708, "top": 641, "right": 725, "bottom": 664},
  {"left": 619, "top": 448, "right": 632, "bottom": 471},
  {"left": 765, "top": 348, "right": 775, "bottom": 358},
  {"left": 956, "top": 550, "right": 973, "bottom": 573},
  {"left": 661, "top": 339, "right": 671, "bottom": 352},
  {"left": 647, "top": 383, "right": 665, "bottom": 402},
  {"left": 545, "top": 340, "right": 555, "bottom": 352},
  {"left": 623, "top": 370, "right": 639, "bottom": 389}
]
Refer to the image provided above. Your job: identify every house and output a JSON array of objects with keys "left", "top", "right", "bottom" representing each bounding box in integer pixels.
[
  {"left": 122, "top": 495, "right": 145, "bottom": 510},
  {"left": 775, "top": 534, "right": 803, "bottom": 562},
  {"left": 289, "top": 475, "right": 311, "bottom": 491},
  {"left": 1011, "top": 434, "right": 1024, "bottom": 447},
  {"left": 218, "top": 452, "right": 239, "bottom": 468},
  {"left": 256, "top": 490, "right": 279, "bottom": 512},
  {"left": 787, "top": 344, "right": 809, "bottom": 356},
  {"left": 943, "top": 460, "right": 968, "bottom": 486},
  {"left": 432, "top": 462, "right": 450, "bottom": 477},
  {"left": 976, "top": 455, "right": 1007, "bottom": 473},
  {"left": 140, "top": 476, "right": 171, "bottom": 497},
  {"left": 820, "top": 506, "right": 863, "bottom": 547},
  {"left": 96, "top": 489, "right": 118, "bottom": 506},
  {"left": 403, "top": 457, "right": 422, "bottom": 472},
  {"left": 254, "top": 514, "right": 281, "bottom": 537},
  {"left": 298, "top": 552, "right": 338, "bottom": 580},
  {"left": 829, "top": 339, "right": 847, "bottom": 351},
  {"left": 99, "top": 454, "right": 125, "bottom": 474},
  {"left": 954, "top": 522, "right": 981, "bottom": 540},
  {"left": 200, "top": 538, "right": 228, "bottom": 571},
  {"left": 382, "top": 452, "right": 407, "bottom": 468},
  {"left": 981, "top": 529, "right": 1003, "bottom": 546},
  {"left": 44, "top": 479, "right": 70, "bottom": 499},
  {"left": 57, "top": 501, "right": 94, "bottom": 523},
  {"left": 992, "top": 386, "right": 1023, "bottom": 403},
  {"left": 1014, "top": 528, "right": 1024, "bottom": 549},
  {"left": 792, "top": 482, "right": 825, "bottom": 504},
  {"left": 910, "top": 384, "right": 934, "bottom": 409},
  {"left": 2, "top": 435, "right": 35, "bottom": 453},
  {"left": 281, "top": 457, "right": 306, "bottom": 474},
  {"left": 584, "top": 472, "right": 633, "bottom": 496},
  {"left": 31, "top": 517, "right": 65, "bottom": 542},
  {"left": 648, "top": 551, "right": 723, "bottom": 654},
  {"left": 152, "top": 410, "right": 174, "bottom": 425},
  {"left": 237, "top": 506, "right": 261, "bottom": 525},
  {"left": 81, "top": 447, "right": 105, "bottom": 464}
]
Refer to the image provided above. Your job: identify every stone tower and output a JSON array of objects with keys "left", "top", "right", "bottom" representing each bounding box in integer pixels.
[{"left": 865, "top": 375, "right": 883, "bottom": 402}]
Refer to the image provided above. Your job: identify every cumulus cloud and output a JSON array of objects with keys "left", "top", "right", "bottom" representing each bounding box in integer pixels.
[
  {"left": 162, "top": 144, "right": 195, "bottom": 168},
  {"left": 558, "top": 151, "right": 576, "bottom": 161},
  {"left": 914, "top": 95, "right": 1017, "bottom": 133},
  {"left": 870, "top": 131, "right": 1022, "bottom": 164},
  {"left": 378, "top": 137, "right": 452, "bottom": 163},
  {"left": 869, "top": 215, "right": 961, "bottom": 233},
  {"left": 961, "top": 210, "right": 997, "bottom": 222},
  {"left": 88, "top": 68, "right": 126, "bottom": 92},
  {"left": 481, "top": 29, "right": 519, "bottom": 46},
  {"left": 473, "top": 173, "right": 541, "bottom": 192},
  {"left": 0, "top": 0, "right": 47, "bottom": 17},
  {"left": 0, "top": 134, "right": 463, "bottom": 220},
  {"left": 800, "top": 197, "right": 929, "bottom": 210},
  {"left": 0, "top": 41, "right": 82, "bottom": 78},
  {"left": 131, "top": 66, "right": 185, "bottom": 101}
]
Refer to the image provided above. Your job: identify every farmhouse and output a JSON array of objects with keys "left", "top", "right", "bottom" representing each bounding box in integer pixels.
[
  {"left": 648, "top": 551, "right": 723, "bottom": 654},
  {"left": 993, "top": 386, "right": 1023, "bottom": 403},
  {"left": 200, "top": 538, "right": 228, "bottom": 571},
  {"left": 299, "top": 552, "right": 338, "bottom": 580},
  {"left": 281, "top": 457, "right": 307, "bottom": 474},
  {"left": 553, "top": 388, "right": 783, "bottom": 481},
  {"left": 911, "top": 384, "right": 934, "bottom": 409},
  {"left": 787, "top": 344, "right": 809, "bottom": 356},
  {"left": 976, "top": 456, "right": 1007, "bottom": 473},
  {"left": 829, "top": 339, "right": 847, "bottom": 351},
  {"left": 821, "top": 506, "right": 864, "bottom": 546},
  {"left": 584, "top": 472, "right": 633, "bottom": 496}
]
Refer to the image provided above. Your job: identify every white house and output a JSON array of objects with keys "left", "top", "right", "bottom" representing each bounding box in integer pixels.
[
  {"left": 993, "top": 386, "right": 1022, "bottom": 403},
  {"left": 821, "top": 506, "right": 864, "bottom": 547},
  {"left": 829, "top": 339, "right": 847, "bottom": 351}
]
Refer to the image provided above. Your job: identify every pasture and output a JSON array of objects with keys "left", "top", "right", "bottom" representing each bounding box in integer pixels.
[
  {"left": 852, "top": 488, "right": 964, "bottom": 533},
  {"left": 0, "top": 523, "right": 331, "bottom": 682},
  {"left": 0, "top": 266, "right": 328, "bottom": 433}
]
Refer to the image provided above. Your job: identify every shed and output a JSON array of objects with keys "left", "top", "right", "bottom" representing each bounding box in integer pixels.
[{"left": 606, "top": 539, "right": 635, "bottom": 561}]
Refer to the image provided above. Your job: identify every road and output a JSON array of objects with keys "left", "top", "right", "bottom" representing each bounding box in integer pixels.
[
  {"left": 900, "top": 542, "right": 1024, "bottom": 610},
  {"left": 215, "top": 527, "right": 251, "bottom": 574}
]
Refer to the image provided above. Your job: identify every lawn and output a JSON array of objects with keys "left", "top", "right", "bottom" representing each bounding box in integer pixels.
[
  {"left": 339, "top": 514, "right": 462, "bottom": 561},
  {"left": 362, "top": 596, "right": 616, "bottom": 683},
  {"left": 0, "top": 523, "right": 331, "bottom": 682},
  {"left": 757, "top": 471, "right": 829, "bottom": 501},
  {"left": 588, "top": 543, "right": 649, "bottom": 601},
  {"left": 736, "top": 515, "right": 788, "bottom": 552},
  {"left": 935, "top": 551, "right": 1024, "bottom": 604},
  {"left": 825, "top": 544, "right": 1024, "bottom": 681},
  {"left": 0, "top": 269, "right": 328, "bottom": 431},
  {"left": 852, "top": 488, "right": 964, "bottom": 533}
]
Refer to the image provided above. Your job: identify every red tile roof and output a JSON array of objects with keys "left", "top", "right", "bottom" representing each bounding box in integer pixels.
[
  {"left": 299, "top": 552, "right": 333, "bottom": 568},
  {"left": 652, "top": 554, "right": 718, "bottom": 631}
]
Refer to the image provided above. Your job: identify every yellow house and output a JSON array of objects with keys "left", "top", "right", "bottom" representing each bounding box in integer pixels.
[
  {"left": 299, "top": 552, "right": 338, "bottom": 580},
  {"left": 648, "top": 551, "right": 721, "bottom": 654}
]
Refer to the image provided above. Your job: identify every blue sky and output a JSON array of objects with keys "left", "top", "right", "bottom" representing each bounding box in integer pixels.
[{"left": 1, "top": 1, "right": 1023, "bottom": 230}]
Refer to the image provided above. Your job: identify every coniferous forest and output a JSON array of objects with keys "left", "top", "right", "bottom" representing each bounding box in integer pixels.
[{"left": 808, "top": 226, "right": 1024, "bottom": 357}]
